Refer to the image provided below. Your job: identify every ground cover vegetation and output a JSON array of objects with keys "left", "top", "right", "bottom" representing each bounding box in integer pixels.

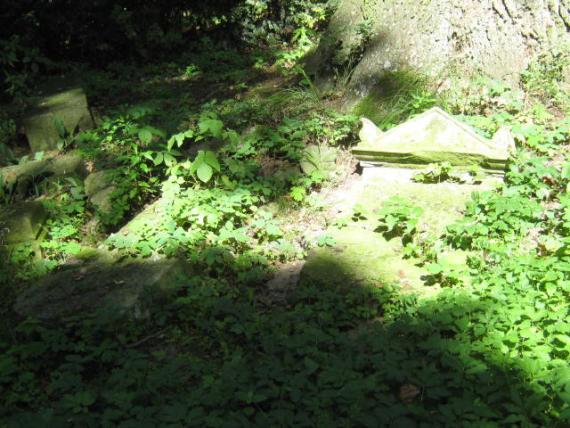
[{"left": 0, "top": 1, "right": 569, "bottom": 426}]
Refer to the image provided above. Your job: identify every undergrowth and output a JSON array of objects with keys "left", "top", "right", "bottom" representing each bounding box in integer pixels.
[{"left": 0, "top": 37, "right": 569, "bottom": 427}]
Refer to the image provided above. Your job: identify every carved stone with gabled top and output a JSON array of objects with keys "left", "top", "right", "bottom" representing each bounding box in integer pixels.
[{"left": 353, "top": 107, "right": 512, "bottom": 172}]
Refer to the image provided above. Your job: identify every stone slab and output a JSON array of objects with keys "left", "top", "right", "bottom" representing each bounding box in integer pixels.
[
  {"left": 0, "top": 152, "right": 87, "bottom": 187},
  {"left": 90, "top": 186, "right": 116, "bottom": 215},
  {"left": 85, "top": 170, "right": 117, "bottom": 215},
  {"left": 301, "top": 164, "right": 500, "bottom": 294},
  {"left": 353, "top": 107, "right": 510, "bottom": 171},
  {"left": 0, "top": 201, "right": 47, "bottom": 244},
  {"left": 301, "top": 226, "right": 429, "bottom": 292},
  {"left": 22, "top": 82, "right": 94, "bottom": 153}
]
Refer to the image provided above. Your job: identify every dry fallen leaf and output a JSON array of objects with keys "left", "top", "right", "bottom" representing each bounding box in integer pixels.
[{"left": 399, "top": 384, "right": 421, "bottom": 404}]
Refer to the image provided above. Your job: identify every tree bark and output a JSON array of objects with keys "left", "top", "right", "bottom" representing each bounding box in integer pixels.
[{"left": 307, "top": 0, "right": 569, "bottom": 95}]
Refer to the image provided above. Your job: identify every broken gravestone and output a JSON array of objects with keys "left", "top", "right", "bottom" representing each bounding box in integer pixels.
[
  {"left": 353, "top": 107, "right": 512, "bottom": 171},
  {"left": 14, "top": 258, "right": 190, "bottom": 323},
  {"left": 0, "top": 201, "right": 47, "bottom": 245},
  {"left": 22, "top": 79, "right": 94, "bottom": 153}
]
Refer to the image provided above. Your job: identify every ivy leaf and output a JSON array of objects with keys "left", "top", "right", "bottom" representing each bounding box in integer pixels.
[{"left": 153, "top": 152, "right": 164, "bottom": 165}]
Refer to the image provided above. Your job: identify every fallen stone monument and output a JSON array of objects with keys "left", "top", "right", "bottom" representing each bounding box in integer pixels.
[
  {"left": 300, "top": 107, "right": 509, "bottom": 294},
  {"left": 352, "top": 107, "right": 512, "bottom": 171},
  {"left": 0, "top": 151, "right": 87, "bottom": 197}
]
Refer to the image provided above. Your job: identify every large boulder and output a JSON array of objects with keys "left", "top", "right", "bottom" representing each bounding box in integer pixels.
[
  {"left": 307, "top": 0, "right": 570, "bottom": 97},
  {"left": 14, "top": 258, "right": 190, "bottom": 323},
  {"left": 22, "top": 78, "right": 94, "bottom": 152}
]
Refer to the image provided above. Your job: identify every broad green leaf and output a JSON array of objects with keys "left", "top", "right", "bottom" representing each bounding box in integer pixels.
[
  {"left": 203, "top": 151, "right": 220, "bottom": 171},
  {"left": 196, "top": 163, "right": 213, "bottom": 183},
  {"left": 153, "top": 152, "right": 164, "bottom": 165},
  {"left": 138, "top": 128, "right": 153, "bottom": 144},
  {"left": 199, "top": 118, "right": 224, "bottom": 138}
]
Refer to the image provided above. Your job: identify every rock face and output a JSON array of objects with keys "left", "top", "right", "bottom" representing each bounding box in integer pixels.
[
  {"left": 14, "top": 258, "right": 190, "bottom": 322},
  {"left": 307, "top": 0, "right": 570, "bottom": 95},
  {"left": 22, "top": 80, "right": 94, "bottom": 152},
  {"left": 353, "top": 107, "right": 511, "bottom": 170},
  {"left": 0, "top": 201, "right": 47, "bottom": 244}
]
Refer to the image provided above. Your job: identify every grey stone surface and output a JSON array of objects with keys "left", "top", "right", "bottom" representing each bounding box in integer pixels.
[
  {"left": 14, "top": 258, "right": 190, "bottom": 322},
  {"left": 258, "top": 261, "right": 305, "bottom": 306},
  {"left": 0, "top": 201, "right": 47, "bottom": 244},
  {"left": 353, "top": 107, "right": 510, "bottom": 170},
  {"left": 90, "top": 186, "right": 116, "bottom": 215},
  {"left": 84, "top": 170, "right": 115, "bottom": 197},
  {"left": 22, "top": 81, "right": 94, "bottom": 152}
]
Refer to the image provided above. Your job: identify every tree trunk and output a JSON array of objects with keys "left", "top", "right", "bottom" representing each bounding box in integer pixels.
[{"left": 307, "top": 0, "right": 569, "bottom": 96}]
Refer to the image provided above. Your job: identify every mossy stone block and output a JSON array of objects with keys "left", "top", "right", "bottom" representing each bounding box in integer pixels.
[
  {"left": 0, "top": 201, "right": 47, "bottom": 244},
  {"left": 23, "top": 85, "right": 94, "bottom": 153}
]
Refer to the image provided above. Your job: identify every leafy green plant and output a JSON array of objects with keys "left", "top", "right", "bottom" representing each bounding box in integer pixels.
[
  {"left": 190, "top": 150, "right": 221, "bottom": 183},
  {"left": 376, "top": 196, "right": 423, "bottom": 242},
  {"left": 316, "top": 233, "right": 336, "bottom": 247},
  {"left": 522, "top": 42, "right": 570, "bottom": 111},
  {"left": 184, "top": 64, "right": 201, "bottom": 78},
  {"left": 412, "top": 162, "right": 483, "bottom": 184}
]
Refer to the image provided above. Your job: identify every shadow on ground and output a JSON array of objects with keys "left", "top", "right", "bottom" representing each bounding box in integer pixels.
[{"left": 0, "top": 247, "right": 556, "bottom": 427}]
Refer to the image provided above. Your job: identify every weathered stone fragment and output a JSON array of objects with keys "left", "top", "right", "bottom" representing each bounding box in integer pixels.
[
  {"left": 258, "top": 261, "right": 305, "bottom": 306},
  {"left": 84, "top": 170, "right": 115, "bottom": 196},
  {"left": 90, "top": 186, "right": 116, "bottom": 215},
  {"left": 353, "top": 107, "right": 509, "bottom": 171},
  {"left": 0, "top": 201, "right": 47, "bottom": 244},
  {"left": 22, "top": 81, "right": 94, "bottom": 152},
  {"left": 14, "top": 258, "right": 190, "bottom": 322},
  {"left": 85, "top": 170, "right": 117, "bottom": 214}
]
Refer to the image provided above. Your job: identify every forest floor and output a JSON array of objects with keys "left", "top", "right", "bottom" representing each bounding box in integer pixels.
[{"left": 1, "top": 42, "right": 570, "bottom": 426}]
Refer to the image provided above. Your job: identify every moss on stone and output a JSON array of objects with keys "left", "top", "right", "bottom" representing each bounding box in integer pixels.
[
  {"left": 301, "top": 226, "right": 428, "bottom": 292},
  {"left": 0, "top": 201, "right": 47, "bottom": 244}
]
